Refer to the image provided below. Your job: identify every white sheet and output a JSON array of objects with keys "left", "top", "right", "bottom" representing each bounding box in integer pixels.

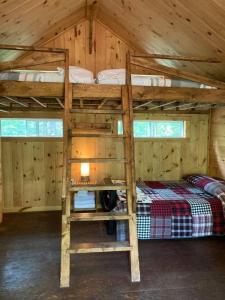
[
  {"left": 97, "top": 68, "right": 171, "bottom": 86},
  {"left": 97, "top": 68, "right": 215, "bottom": 88},
  {"left": 18, "top": 66, "right": 95, "bottom": 84}
]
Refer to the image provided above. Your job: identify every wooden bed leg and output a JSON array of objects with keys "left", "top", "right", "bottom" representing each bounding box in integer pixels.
[{"left": 129, "top": 213, "right": 141, "bottom": 282}]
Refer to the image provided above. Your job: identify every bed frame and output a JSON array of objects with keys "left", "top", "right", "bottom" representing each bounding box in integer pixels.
[{"left": 1, "top": 44, "right": 225, "bottom": 112}]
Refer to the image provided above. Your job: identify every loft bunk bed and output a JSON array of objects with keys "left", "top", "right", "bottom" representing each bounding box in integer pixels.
[
  {"left": 1, "top": 44, "right": 225, "bottom": 288},
  {"left": 0, "top": 44, "right": 140, "bottom": 288},
  {"left": 1, "top": 45, "right": 225, "bottom": 112}
]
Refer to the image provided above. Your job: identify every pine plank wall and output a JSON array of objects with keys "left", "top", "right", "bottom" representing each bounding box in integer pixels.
[
  {"left": 1, "top": 19, "right": 223, "bottom": 213},
  {"left": 209, "top": 109, "right": 225, "bottom": 179},
  {"left": 42, "top": 19, "right": 134, "bottom": 75},
  {"left": 2, "top": 113, "right": 209, "bottom": 212}
]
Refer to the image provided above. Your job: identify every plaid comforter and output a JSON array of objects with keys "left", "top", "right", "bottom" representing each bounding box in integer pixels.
[{"left": 114, "top": 180, "right": 225, "bottom": 240}]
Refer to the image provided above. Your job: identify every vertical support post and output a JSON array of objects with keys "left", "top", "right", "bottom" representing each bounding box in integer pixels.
[
  {"left": 122, "top": 86, "right": 140, "bottom": 282},
  {"left": 122, "top": 50, "right": 140, "bottom": 282},
  {"left": 60, "top": 49, "right": 73, "bottom": 288},
  {"left": 126, "top": 51, "right": 137, "bottom": 213}
]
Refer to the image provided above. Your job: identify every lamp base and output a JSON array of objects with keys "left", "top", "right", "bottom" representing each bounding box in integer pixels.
[{"left": 80, "top": 176, "right": 90, "bottom": 183}]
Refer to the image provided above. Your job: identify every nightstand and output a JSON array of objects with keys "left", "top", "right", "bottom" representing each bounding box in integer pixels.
[{"left": 73, "top": 190, "right": 96, "bottom": 211}]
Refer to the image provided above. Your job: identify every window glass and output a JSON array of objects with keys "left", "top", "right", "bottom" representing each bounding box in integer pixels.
[
  {"left": 0, "top": 119, "right": 63, "bottom": 137},
  {"left": 118, "top": 120, "right": 185, "bottom": 138}
]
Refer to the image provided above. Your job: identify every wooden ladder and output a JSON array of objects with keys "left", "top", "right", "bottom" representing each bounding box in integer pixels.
[{"left": 60, "top": 51, "right": 140, "bottom": 288}]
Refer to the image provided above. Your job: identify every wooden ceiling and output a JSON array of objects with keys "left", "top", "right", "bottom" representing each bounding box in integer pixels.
[{"left": 1, "top": 0, "right": 225, "bottom": 80}]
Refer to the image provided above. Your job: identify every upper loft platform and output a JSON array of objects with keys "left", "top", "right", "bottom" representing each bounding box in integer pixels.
[
  {"left": 1, "top": 81, "right": 225, "bottom": 112},
  {"left": 1, "top": 44, "right": 225, "bottom": 113}
]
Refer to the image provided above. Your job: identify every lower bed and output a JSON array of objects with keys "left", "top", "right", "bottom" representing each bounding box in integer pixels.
[{"left": 114, "top": 180, "right": 225, "bottom": 240}]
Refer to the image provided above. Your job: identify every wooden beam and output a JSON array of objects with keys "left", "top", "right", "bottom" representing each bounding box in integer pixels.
[
  {"left": 30, "top": 97, "right": 47, "bottom": 108},
  {"left": 132, "top": 86, "right": 225, "bottom": 104},
  {"left": 0, "top": 81, "right": 64, "bottom": 98},
  {"left": 87, "top": 1, "right": 99, "bottom": 55},
  {"left": 1, "top": 81, "right": 225, "bottom": 104},
  {"left": 0, "top": 44, "right": 66, "bottom": 53},
  {"left": 132, "top": 53, "right": 221, "bottom": 63},
  {"left": 73, "top": 84, "right": 121, "bottom": 99},
  {"left": 0, "top": 52, "right": 65, "bottom": 71},
  {"left": 71, "top": 109, "right": 124, "bottom": 114},
  {"left": 131, "top": 57, "right": 225, "bottom": 89},
  {"left": 60, "top": 48, "right": 73, "bottom": 288},
  {"left": 135, "top": 109, "right": 209, "bottom": 114}
]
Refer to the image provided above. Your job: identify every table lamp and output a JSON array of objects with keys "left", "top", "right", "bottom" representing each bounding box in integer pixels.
[{"left": 80, "top": 163, "right": 90, "bottom": 183}]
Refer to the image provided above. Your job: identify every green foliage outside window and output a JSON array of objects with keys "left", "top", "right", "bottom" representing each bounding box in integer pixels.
[
  {"left": 118, "top": 120, "right": 185, "bottom": 138},
  {"left": 0, "top": 119, "right": 63, "bottom": 137}
]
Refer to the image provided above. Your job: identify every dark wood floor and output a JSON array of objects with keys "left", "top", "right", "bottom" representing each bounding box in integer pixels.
[{"left": 1, "top": 212, "right": 225, "bottom": 300}]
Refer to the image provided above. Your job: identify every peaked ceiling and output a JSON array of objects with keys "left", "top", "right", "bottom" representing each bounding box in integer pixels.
[{"left": 1, "top": 0, "right": 225, "bottom": 80}]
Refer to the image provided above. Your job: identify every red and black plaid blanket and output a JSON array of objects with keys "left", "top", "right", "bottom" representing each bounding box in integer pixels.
[{"left": 115, "top": 180, "right": 225, "bottom": 239}]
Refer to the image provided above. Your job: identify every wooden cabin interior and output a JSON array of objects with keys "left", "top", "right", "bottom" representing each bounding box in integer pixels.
[{"left": 1, "top": 1, "right": 225, "bottom": 299}]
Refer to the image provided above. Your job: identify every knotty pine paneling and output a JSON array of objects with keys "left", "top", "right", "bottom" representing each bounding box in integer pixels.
[
  {"left": 2, "top": 113, "right": 209, "bottom": 212},
  {"left": 43, "top": 19, "right": 134, "bottom": 76},
  {"left": 209, "top": 109, "right": 225, "bottom": 179},
  {"left": 2, "top": 140, "right": 63, "bottom": 212}
]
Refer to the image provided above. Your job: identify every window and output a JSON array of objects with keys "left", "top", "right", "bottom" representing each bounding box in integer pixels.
[
  {"left": 0, "top": 119, "right": 63, "bottom": 137},
  {"left": 118, "top": 120, "right": 185, "bottom": 138}
]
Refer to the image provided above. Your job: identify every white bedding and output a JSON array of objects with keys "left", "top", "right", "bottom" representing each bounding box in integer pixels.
[
  {"left": 96, "top": 68, "right": 215, "bottom": 88},
  {"left": 1, "top": 66, "right": 215, "bottom": 88},
  {"left": 96, "top": 68, "right": 171, "bottom": 86},
  {"left": 0, "top": 66, "right": 95, "bottom": 84}
]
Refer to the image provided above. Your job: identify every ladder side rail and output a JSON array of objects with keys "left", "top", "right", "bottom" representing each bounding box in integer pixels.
[
  {"left": 60, "top": 49, "right": 73, "bottom": 288},
  {"left": 123, "top": 51, "right": 141, "bottom": 282},
  {"left": 126, "top": 51, "right": 137, "bottom": 213},
  {"left": 122, "top": 86, "right": 133, "bottom": 215}
]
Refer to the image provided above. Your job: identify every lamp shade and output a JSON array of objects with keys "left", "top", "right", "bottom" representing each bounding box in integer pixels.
[{"left": 81, "top": 163, "right": 90, "bottom": 177}]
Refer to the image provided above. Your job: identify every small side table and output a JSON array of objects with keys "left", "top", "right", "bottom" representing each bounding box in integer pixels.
[{"left": 73, "top": 191, "right": 96, "bottom": 212}]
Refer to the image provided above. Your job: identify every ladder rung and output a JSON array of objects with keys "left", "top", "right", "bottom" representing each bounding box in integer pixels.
[
  {"left": 69, "top": 133, "right": 127, "bottom": 138},
  {"left": 69, "top": 184, "right": 128, "bottom": 191},
  {"left": 68, "top": 212, "right": 131, "bottom": 222},
  {"left": 70, "top": 109, "right": 125, "bottom": 114},
  {"left": 68, "top": 158, "right": 127, "bottom": 163},
  {"left": 68, "top": 241, "right": 131, "bottom": 254}
]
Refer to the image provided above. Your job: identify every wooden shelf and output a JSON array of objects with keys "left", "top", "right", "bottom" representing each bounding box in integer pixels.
[
  {"left": 68, "top": 241, "right": 131, "bottom": 254},
  {"left": 69, "top": 184, "right": 128, "bottom": 191},
  {"left": 68, "top": 212, "right": 131, "bottom": 222}
]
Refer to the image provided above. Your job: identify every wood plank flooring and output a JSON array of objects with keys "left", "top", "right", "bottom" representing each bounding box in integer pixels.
[{"left": 0, "top": 212, "right": 225, "bottom": 300}]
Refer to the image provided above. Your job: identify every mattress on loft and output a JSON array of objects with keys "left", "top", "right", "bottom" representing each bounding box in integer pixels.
[
  {"left": 96, "top": 68, "right": 171, "bottom": 86},
  {"left": 113, "top": 180, "right": 225, "bottom": 240},
  {"left": 0, "top": 66, "right": 95, "bottom": 84},
  {"left": 96, "top": 68, "right": 215, "bottom": 88}
]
